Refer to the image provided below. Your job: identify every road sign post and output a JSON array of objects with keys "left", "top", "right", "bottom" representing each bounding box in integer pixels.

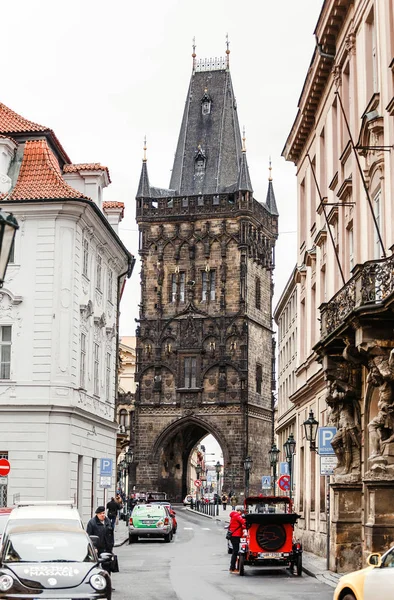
[
  {"left": 0, "top": 458, "right": 10, "bottom": 477},
  {"left": 261, "top": 475, "right": 271, "bottom": 490},
  {"left": 318, "top": 427, "right": 337, "bottom": 455},
  {"left": 278, "top": 474, "right": 291, "bottom": 492}
]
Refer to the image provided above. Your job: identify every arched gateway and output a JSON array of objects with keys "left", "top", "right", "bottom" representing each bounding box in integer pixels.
[{"left": 132, "top": 47, "right": 279, "bottom": 501}]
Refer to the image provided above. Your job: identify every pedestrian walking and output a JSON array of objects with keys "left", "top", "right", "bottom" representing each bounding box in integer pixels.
[
  {"left": 106, "top": 497, "right": 119, "bottom": 530},
  {"left": 221, "top": 493, "right": 228, "bottom": 511},
  {"left": 228, "top": 505, "right": 246, "bottom": 574},
  {"left": 230, "top": 494, "right": 238, "bottom": 509},
  {"left": 86, "top": 506, "right": 115, "bottom": 589}
]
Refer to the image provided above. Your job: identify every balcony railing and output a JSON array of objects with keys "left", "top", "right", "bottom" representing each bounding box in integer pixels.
[{"left": 320, "top": 254, "right": 394, "bottom": 338}]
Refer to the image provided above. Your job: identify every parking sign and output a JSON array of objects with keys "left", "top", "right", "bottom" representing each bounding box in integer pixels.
[
  {"left": 318, "top": 427, "right": 337, "bottom": 455},
  {"left": 100, "top": 458, "right": 113, "bottom": 476}
]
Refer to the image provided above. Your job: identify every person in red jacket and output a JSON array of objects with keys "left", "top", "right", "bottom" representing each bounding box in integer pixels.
[{"left": 228, "top": 505, "right": 246, "bottom": 573}]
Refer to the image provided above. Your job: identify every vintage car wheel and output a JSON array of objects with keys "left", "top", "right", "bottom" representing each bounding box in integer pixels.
[
  {"left": 256, "top": 523, "right": 286, "bottom": 551},
  {"left": 238, "top": 554, "right": 245, "bottom": 576},
  {"left": 342, "top": 595, "right": 356, "bottom": 600},
  {"left": 296, "top": 554, "right": 302, "bottom": 576},
  {"left": 128, "top": 535, "right": 138, "bottom": 544}
]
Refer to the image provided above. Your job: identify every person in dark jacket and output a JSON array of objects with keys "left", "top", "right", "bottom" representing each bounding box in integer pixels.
[
  {"left": 86, "top": 506, "right": 114, "bottom": 585},
  {"left": 106, "top": 497, "right": 119, "bottom": 529},
  {"left": 228, "top": 506, "right": 246, "bottom": 573}
]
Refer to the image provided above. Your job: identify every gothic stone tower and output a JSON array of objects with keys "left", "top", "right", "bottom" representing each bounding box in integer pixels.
[{"left": 133, "top": 50, "right": 278, "bottom": 501}]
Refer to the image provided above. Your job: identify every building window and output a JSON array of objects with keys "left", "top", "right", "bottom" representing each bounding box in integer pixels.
[
  {"left": 202, "top": 270, "right": 216, "bottom": 301},
  {"left": 256, "top": 363, "right": 262, "bottom": 395},
  {"left": 108, "top": 269, "right": 113, "bottom": 304},
  {"left": 8, "top": 239, "right": 15, "bottom": 265},
  {"left": 94, "top": 343, "right": 100, "bottom": 396},
  {"left": 348, "top": 225, "right": 354, "bottom": 272},
  {"left": 80, "top": 333, "right": 86, "bottom": 389},
  {"left": 373, "top": 190, "right": 381, "bottom": 259},
  {"left": 96, "top": 255, "right": 102, "bottom": 291},
  {"left": 255, "top": 277, "right": 261, "bottom": 310},
  {"left": 106, "top": 352, "right": 111, "bottom": 401},
  {"left": 184, "top": 357, "right": 197, "bottom": 388},
  {"left": 0, "top": 326, "right": 11, "bottom": 379},
  {"left": 119, "top": 409, "right": 128, "bottom": 428},
  {"left": 83, "top": 239, "right": 89, "bottom": 277},
  {"left": 170, "top": 272, "right": 185, "bottom": 303}
]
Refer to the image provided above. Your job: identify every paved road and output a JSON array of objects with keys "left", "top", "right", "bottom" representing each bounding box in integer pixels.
[{"left": 112, "top": 506, "right": 333, "bottom": 600}]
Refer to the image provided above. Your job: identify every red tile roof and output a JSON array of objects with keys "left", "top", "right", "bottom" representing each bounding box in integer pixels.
[
  {"left": 103, "top": 201, "right": 124, "bottom": 218},
  {"left": 4, "top": 139, "right": 88, "bottom": 201},
  {"left": 0, "top": 102, "right": 71, "bottom": 164},
  {"left": 64, "top": 163, "right": 111, "bottom": 182}
]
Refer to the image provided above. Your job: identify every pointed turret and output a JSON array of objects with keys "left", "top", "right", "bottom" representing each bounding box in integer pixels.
[
  {"left": 237, "top": 128, "right": 253, "bottom": 192},
  {"left": 136, "top": 138, "right": 151, "bottom": 198},
  {"left": 265, "top": 159, "right": 278, "bottom": 216}
]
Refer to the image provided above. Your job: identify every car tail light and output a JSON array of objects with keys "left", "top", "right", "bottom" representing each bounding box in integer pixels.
[
  {"left": 164, "top": 517, "right": 169, "bottom": 525},
  {"left": 129, "top": 517, "right": 133, "bottom": 526}
]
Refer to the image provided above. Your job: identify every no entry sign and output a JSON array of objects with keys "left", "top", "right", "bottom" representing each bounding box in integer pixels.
[
  {"left": 0, "top": 458, "right": 10, "bottom": 477},
  {"left": 194, "top": 479, "right": 202, "bottom": 487}
]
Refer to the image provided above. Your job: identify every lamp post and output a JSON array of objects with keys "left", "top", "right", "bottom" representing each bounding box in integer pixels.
[
  {"left": 124, "top": 447, "right": 134, "bottom": 498},
  {"left": 0, "top": 210, "right": 18, "bottom": 287},
  {"left": 283, "top": 433, "right": 296, "bottom": 501},
  {"left": 303, "top": 410, "right": 319, "bottom": 452},
  {"left": 195, "top": 463, "right": 202, "bottom": 505},
  {"left": 215, "top": 461, "right": 222, "bottom": 515},
  {"left": 243, "top": 456, "right": 253, "bottom": 497},
  {"left": 268, "top": 443, "right": 280, "bottom": 496}
]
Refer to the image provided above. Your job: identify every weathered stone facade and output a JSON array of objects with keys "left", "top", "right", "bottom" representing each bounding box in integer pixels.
[{"left": 132, "top": 55, "right": 278, "bottom": 501}]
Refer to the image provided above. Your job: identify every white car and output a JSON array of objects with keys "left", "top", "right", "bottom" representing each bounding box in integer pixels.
[
  {"left": 183, "top": 495, "right": 196, "bottom": 506},
  {"left": 3, "top": 501, "right": 83, "bottom": 540},
  {"left": 334, "top": 545, "right": 394, "bottom": 600}
]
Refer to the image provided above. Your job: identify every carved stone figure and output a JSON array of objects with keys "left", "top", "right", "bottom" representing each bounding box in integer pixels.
[
  {"left": 366, "top": 349, "right": 394, "bottom": 460},
  {"left": 326, "top": 380, "right": 361, "bottom": 474}
]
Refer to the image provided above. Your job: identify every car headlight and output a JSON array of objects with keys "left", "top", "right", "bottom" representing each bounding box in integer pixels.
[
  {"left": 90, "top": 574, "right": 107, "bottom": 591},
  {"left": 0, "top": 574, "right": 14, "bottom": 592}
]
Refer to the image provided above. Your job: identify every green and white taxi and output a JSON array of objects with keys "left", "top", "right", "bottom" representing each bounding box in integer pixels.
[
  {"left": 128, "top": 504, "right": 173, "bottom": 544},
  {"left": 334, "top": 546, "right": 394, "bottom": 600}
]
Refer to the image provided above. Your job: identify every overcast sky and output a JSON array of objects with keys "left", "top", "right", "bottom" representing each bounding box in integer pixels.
[{"left": 2, "top": 0, "right": 323, "bottom": 334}]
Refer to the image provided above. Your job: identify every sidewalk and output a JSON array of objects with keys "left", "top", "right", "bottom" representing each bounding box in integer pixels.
[
  {"left": 187, "top": 505, "right": 342, "bottom": 588},
  {"left": 113, "top": 519, "right": 129, "bottom": 547}
]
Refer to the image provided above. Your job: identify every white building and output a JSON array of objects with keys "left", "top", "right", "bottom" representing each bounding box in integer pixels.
[{"left": 0, "top": 102, "right": 134, "bottom": 523}]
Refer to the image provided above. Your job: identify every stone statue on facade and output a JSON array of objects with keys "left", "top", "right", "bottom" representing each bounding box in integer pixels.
[{"left": 366, "top": 350, "right": 394, "bottom": 461}]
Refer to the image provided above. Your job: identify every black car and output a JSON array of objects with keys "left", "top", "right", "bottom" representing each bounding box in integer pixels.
[{"left": 0, "top": 523, "right": 112, "bottom": 600}]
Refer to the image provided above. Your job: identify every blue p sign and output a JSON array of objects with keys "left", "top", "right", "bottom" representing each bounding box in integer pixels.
[
  {"left": 318, "top": 427, "right": 337, "bottom": 455},
  {"left": 100, "top": 458, "right": 113, "bottom": 476}
]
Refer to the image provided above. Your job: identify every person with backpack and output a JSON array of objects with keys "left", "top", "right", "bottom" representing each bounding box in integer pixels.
[
  {"left": 228, "top": 505, "right": 246, "bottom": 573},
  {"left": 106, "top": 497, "right": 119, "bottom": 529}
]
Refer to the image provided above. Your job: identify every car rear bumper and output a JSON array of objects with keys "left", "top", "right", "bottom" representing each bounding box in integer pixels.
[{"left": 128, "top": 526, "right": 171, "bottom": 537}]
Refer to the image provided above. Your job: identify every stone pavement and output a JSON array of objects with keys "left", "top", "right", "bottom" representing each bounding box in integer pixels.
[
  {"left": 186, "top": 504, "right": 343, "bottom": 589},
  {"left": 113, "top": 518, "right": 129, "bottom": 547}
]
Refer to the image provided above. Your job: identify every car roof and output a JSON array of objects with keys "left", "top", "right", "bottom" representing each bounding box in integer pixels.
[
  {"left": 133, "top": 504, "right": 166, "bottom": 512},
  {"left": 7, "top": 523, "right": 88, "bottom": 535},
  {"left": 8, "top": 504, "right": 81, "bottom": 520}
]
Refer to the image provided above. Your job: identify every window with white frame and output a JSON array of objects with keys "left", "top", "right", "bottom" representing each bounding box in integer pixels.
[
  {"left": 83, "top": 239, "right": 89, "bottom": 277},
  {"left": 373, "top": 190, "right": 381, "bottom": 259},
  {"left": 201, "top": 270, "right": 216, "bottom": 301},
  {"left": 106, "top": 352, "right": 111, "bottom": 401},
  {"left": 80, "top": 333, "right": 86, "bottom": 389},
  {"left": 108, "top": 269, "right": 113, "bottom": 304},
  {"left": 348, "top": 225, "right": 354, "bottom": 272},
  {"left": 96, "top": 255, "right": 102, "bottom": 291},
  {"left": 0, "top": 326, "right": 11, "bottom": 379},
  {"left": 94, "top": 343, "right": 100, "bottom": 396}
]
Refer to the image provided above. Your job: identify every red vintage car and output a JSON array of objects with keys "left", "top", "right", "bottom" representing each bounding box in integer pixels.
[{"left": 237, "top": 496, "right": 302, "bottom": 576}]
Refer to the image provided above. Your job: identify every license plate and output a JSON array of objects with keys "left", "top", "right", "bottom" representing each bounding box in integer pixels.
[
  {"left": 141, "top": 520, "right": 155, "bottom": 525},
  {"left": 259, "top": 552, "right": 282, "bottom": 558}
]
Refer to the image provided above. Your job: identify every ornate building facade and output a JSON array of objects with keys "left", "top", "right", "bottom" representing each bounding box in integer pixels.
[
  {"left": 133, "top": 49, "right": 278, "bottom": 501},
  {"left": 282, "top": 0, "right": 394, "bottom": 573}
]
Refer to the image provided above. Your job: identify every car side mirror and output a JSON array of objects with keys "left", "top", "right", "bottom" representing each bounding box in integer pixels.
[
  {"left": 367, "top": 553, "right": 382, "bottom": 567},
  {"left": 89, "top": 535, "right": 99, "bottom": 548},
  {"left": 98, "top": 552, "right": 113, "bottom": 563}
]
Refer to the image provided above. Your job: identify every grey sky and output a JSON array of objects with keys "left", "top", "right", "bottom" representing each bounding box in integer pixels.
[{"left": 2, "top": 0, "right": 323, "bottom": 334}]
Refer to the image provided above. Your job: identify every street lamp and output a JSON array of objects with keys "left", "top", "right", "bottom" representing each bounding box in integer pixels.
[
  {"left": 195, "top": 463, "right": 202, "bottom": 503},
  {"left": 0, "top": 210, "right": 18, "bottom": 287},
  {"left": 303, "top": 410, "right": 319, "bottom": 452},
  {"left": 268, "top": 443, "right": 280, "bottom": 496},
  {"left": 215, "top": 461, "right": 222, "bottom": 513},
  {"left": 283, "top": 434, "right": 296, "bottom": 501},
  {"left": 243, "top": 456, "right": 253, "bottom": 497}
]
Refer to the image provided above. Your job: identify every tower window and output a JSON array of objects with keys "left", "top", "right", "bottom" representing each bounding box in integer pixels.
[
  {"left": 170, "top": 272, "right": 186, "bottom": 303},
  {"left": 256, "top": 363, "right": 262, "bottom": 395},
  {"left": 202, "top": 270, "right": 216, "bottom": 301},
  {"left": 184, "top": 357, "right": 197, "bottom": 388},
  {"left": 195, "top": 157, "right": 205, "bottom": 175},
  {"left": 202, "top": 100, "right": 211, "bottom": 115},
  {"left": 255, "top": 277, "right": 261, "bottom": 309}
]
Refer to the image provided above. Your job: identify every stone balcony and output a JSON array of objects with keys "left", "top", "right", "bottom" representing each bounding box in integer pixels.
[{"left": 320, "top": 254, "right": 394, "bottom": 340}]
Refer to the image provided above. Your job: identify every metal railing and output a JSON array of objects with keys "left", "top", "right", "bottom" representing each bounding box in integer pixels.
[{"left": 190, "top": 500, "right": 220, "bottom": 517}]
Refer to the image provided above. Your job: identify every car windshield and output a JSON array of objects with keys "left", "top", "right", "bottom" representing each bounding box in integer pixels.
[
  {"left": 3, "top": 531, "right": 96, "bottom": 563},
  {"left": 381, "top": 547, "right": 394, "bottom": 568},
  {"left": 247, "top": 501, "right": 290, "bottom": 514}
]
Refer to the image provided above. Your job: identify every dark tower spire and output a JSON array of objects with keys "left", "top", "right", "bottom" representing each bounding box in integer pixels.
[
  {"left": 169, "top": 52, "right": 247, "bottom": 196},
  {"left": 237, "top": 127, "right": 253, "bottom": 192},
  {"left": 136, "top": 136, "right": 151, "bottom": 198},
  {"left": 265, "top": 158, "right": 278, "bottom": 215}
]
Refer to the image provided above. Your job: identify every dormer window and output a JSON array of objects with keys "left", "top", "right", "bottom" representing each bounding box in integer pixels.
[
  {"left": 201, "top": 89, "right": 212, "bottom": 115},
  {"left": 195, "top": 146, "right": 206, "bottom": 175}
]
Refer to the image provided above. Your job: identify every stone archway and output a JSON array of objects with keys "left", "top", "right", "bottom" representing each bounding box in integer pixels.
[{"left": 150, "top": 416, "right": 230, "bottom": 502}]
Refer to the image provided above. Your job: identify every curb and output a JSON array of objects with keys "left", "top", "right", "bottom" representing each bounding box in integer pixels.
[{"left": 114, "top": 537, "right": 129, "bottom": 548}]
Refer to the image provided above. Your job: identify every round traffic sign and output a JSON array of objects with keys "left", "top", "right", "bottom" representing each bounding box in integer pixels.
[
  {"left": 278, "top": 474, "right": 291, "bottom": 491},
  {"left": 0, "top": 458, "right": 10, "bottom": 476},
  {"left": 194, "top": 479, "right": 202, "bottom": 487}
]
